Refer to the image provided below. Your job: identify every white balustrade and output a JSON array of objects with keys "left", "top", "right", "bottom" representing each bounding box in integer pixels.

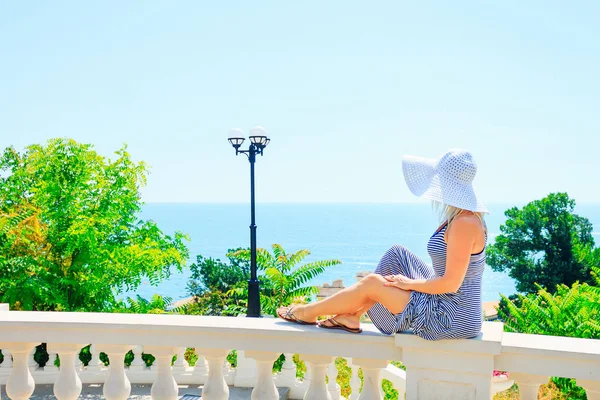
[
  {"left": 192, "top": 351, "right": 208, "bottom": 384},
  {"left": 508, "top": 373, "right": 545, "bottom": 400},
  {"left": 246, "top": 350, "right": 280, "bottom": 400},
  {"left": 0, "top": 350, "right": 12, "bottom": 369},
  {"left": 233, "top": 350, "right": 257, "bottom": 387},
  {"left": 45, "top": 349, "right": 58, "bottom": 372},
  {"left": 1, "top": 304, "right": 599, "bottom": 400},
  {"left": 302, "top": 354, "right": 333, "bottom": 400},
  {"left": 352, "top": 358, "right": 388, "bottom": 400},
  {"left": 275, "top": 352, "right": 297, "bottom": 390},
  {"left": 197, "top": 348, "right": 229, "bottom": 400},
  {"left": 95, "top": 344, "right": 135, "bottom": 400},
  {"left": 327, "top": 361, "right": 341, "bottom": 400},
  {"left": 87, "top": 344, "right": 104, "bottom": 372},
  {"left": 2, "top": 343, "right": 38, "bottom": 400},
  {"left": 129, "top": 345, "right": 145, "bottom": 371},
  {"left": 144, "top": 346, "right": 178, "bottom": 400},
  {"left": 348, "top": 361, "right": 361, "bottom": 400},
  {"left": 48, "top": 343, "right": 86, "bottom": 400},
  {"left": 27, "top": 348, "right": 37, "bottom": 371},
  {"left": 173, "top": 347, "right": 188, "bottom": 372}
]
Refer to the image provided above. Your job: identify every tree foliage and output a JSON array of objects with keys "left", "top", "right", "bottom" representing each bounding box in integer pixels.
[
  {"left": 488, "top": 193, "right": 598, "bottom": 294},
  {"left": 230, "top": 244, "right": 341, "bottom": 316},
  {"left": 187, "top": 244, "right": 340, "bottom": 317},
  {"left": 186, "top": 250, "right": 249, "bottom": 316},
  {"left": 0, "top": 139, "right": 189, "bottom": 311},
  {"left": 499, "top": 266, "right": 600, "bottom": 399}
]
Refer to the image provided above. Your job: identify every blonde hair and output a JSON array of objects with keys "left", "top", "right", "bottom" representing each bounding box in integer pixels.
[{"left": 433, "top": 202, "right": 485, "bottom": 238}]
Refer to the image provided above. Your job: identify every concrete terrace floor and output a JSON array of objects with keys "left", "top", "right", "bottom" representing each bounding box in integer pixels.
[{"left": 0, "top": 384, "right": 291, "bottom": 399}]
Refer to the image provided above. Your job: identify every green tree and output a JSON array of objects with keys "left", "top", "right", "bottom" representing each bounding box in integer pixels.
[
  {"left": 115, "top": 294, "right": 186, "bottom": 314},
  {"left": 499, "top": 266, "right": 600, "bottom": 399},
  {"left": 231, "top": 244, "right": 341, "bottom": 316},
  {"left": 186, "top": 251, "right": 249, "bottom": 316},
  {"left": 488, "top": 193, "right": 598, "bottom": 294},
  {"left": 0, "top": 139, "right": 189, "bottom": 311}
]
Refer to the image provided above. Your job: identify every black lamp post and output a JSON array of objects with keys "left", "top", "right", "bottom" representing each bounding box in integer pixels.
[{"left": 228, "top": 127, "right": 271, "bottom": 318}]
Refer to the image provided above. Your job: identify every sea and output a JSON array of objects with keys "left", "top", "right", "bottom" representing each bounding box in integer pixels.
[{"left": 128, "top": 203, "right": 600, "bottom": 303}]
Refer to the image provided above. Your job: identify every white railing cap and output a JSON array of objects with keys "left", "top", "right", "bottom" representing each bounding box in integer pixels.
[
  {"left": 0, "top": 311, "right": 402, "bottom": 361},
  {"left": 0, "top": 304, "right": 9, "bottom": 312},
  {"left": 502, "top": 331, "right": 600, "bottom": 360},
  {"left": 394, "top": 321, "right": 504, "bottom": 355}
]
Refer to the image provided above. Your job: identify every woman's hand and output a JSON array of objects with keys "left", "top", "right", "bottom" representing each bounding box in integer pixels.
[{"left": 382, "top": 274, "right": 415, "bottom": 290}]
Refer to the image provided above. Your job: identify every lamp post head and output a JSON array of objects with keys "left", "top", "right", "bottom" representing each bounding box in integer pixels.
[
  {"left": 228, "top": 128, "right": 246, "bottom": 150},
  {"left": 249, "top": 126, "right": 269, "bottom": 150}
]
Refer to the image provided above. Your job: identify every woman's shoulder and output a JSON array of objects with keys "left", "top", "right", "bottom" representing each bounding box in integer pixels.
[{"left": 450, "top": 212, "right": 484, "bottom": 234}]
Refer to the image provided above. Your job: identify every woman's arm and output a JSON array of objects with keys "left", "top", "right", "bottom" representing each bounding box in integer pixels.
[{"left": 384, "top": 214, "right": 482, "bottom": 294}]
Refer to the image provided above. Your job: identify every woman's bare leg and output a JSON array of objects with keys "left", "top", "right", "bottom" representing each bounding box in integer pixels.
[
  {"left": 320, "top": 300, "right": 377, "bottom": 329},
  {"left": 282, "top": 274, "right": 410, "bottom": 323}
]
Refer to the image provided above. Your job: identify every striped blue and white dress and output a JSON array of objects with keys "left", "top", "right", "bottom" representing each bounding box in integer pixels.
[{"left": 366, "top": 223, "right": 486, "bottom": 340}]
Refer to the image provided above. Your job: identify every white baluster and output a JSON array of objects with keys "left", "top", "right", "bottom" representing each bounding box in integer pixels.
[
  {"left": 144, "top": 346, "right": 178, "bottom": 400},
  {"left": 352, "top": 358, "right": 388, "bottom": 400},
  {"left": 327, "top": 361, "right": 341, "bottom": 400},
  {"left": 3, "top": 343, "right": 39, "bottom": 400},
  {"left": 276, "top": 353, "right": 297, "bottom": 388},
  {"left": 96, "top": 344, "right": 135, "bottom": 400},
  {"left": 45, "top": 348, "right": 59, "bottom": 372},
  {"left": 246, "top": 351, "right": 279, "bottom": 400},
  {"left": 87, "top": 345, "right": 104, "bottom": 372},
  {"left": 302, "top": 354, "right": 334, "bottom": 400},
  {"left": 193, "top": 352, "right": 208, "bottom": 384},
  {"left": 173, "top": 347, "right": 189, "bottom": 372},
  {"left": 27, "top": 347, "right": 38, "bottom": 371},
  {"left": 197, "top": 348, "right": 229, "bottom": 400},
  {"left": 1, "top": 350, "right": 13, "bottom": 369},
  {"left": 348, "top": 359, "right": 360, "bottom": 400},
  {"left": 48, "top": 343, "right": 86, "bottom": 400},
  {"left": 75, "top": 351, "right": 83, "bottom": 372},
  {"left": 129, "top": 345, "right": 145, "bottom": 371},
  {"left": 222, "top": 357, "right": 235, "bottom": 386},
  {"left": 233, "top": 350, "right": 257, "bottom": 387},
  {"left": 579, "top": 379, "right": 600, "bottom": 400},
  {"left": 511, "top": 373, "right": 547, "bottom": 400}
]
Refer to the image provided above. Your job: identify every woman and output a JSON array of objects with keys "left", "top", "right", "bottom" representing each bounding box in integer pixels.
[{"left": 277, "top": 149, "right": 488, "bottom": 340}]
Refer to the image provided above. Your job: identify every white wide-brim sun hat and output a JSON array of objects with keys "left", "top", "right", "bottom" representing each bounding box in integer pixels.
[{"left": 402, "top": 149, "right": 488, "bottom": 213}]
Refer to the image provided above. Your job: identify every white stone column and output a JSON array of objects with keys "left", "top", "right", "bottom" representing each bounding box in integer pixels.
[
  {"left": 173, "top": 347, "right": 189, "bottom": 372},
  {"left": 352, "top": 358, "right": 388, "bottom": 400},
  {"left": 579, "top": 379, "right": 600, "bottom": 400},
  {"left": 1, "top": 350, "right": 13, "bottom": 369},
  {"left": 96, "top": 344, "right": 135, "bottom": 400},
  {"left": 233, "top": 350, "right": 258, "bottom": 387},
  {"left": 246, "top": 351, "right": 280, "bottom": 400},
  {"left": 45, "top": 349, "right": 59, "bottom": 372},
  {"left": 348, "top": 361, "right": 361, "bottom": 400},
  {"left": 275, "top": 352, "right": 296, "bottom": 390},
  {"left": 302, "top": 354, "right": 333, "bottom": 400},
  {"left": 87, "top": 345, "right": 104, "bottom": 372},
  {"left": 144, "top": 346, "right": 179, "bottom": 400},
  {"left": 192, "top": 351, "right": 208, "bottom": 384},
  {"left": 48, "top": 343, "right": 86, "bottom": 400},
  {"left": 2, "top": 342, "right": 39, "bottom": 400},
  {"left": 327, "top": 361, "right": 341, "bottom": 400},
  {"left": 27, "top": 347, "right": 38, "bottom": 371},
  {"left": 509, "top": 373, "right": 546, "bottom": 400},
  {"left": 398, "top": 323, "right": 503, "bottom": 400},
  {"left": 129, "top": 345, "right": 145, "bottom": 371},
  {"left": 197, "top": 348, "right": 230, "bottom": 400}
]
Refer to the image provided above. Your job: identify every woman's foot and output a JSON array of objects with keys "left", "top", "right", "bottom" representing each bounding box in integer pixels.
[
  {"left": 276, "top": 306, "right": 317, "bottom": 325},
  {"left": 317, "top": 313, "right": 362, "bottom": 333}
]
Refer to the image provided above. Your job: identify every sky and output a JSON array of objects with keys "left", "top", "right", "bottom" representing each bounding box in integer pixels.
[{"left": 1, "top": 1, "right": 599, "bottom": 204}]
